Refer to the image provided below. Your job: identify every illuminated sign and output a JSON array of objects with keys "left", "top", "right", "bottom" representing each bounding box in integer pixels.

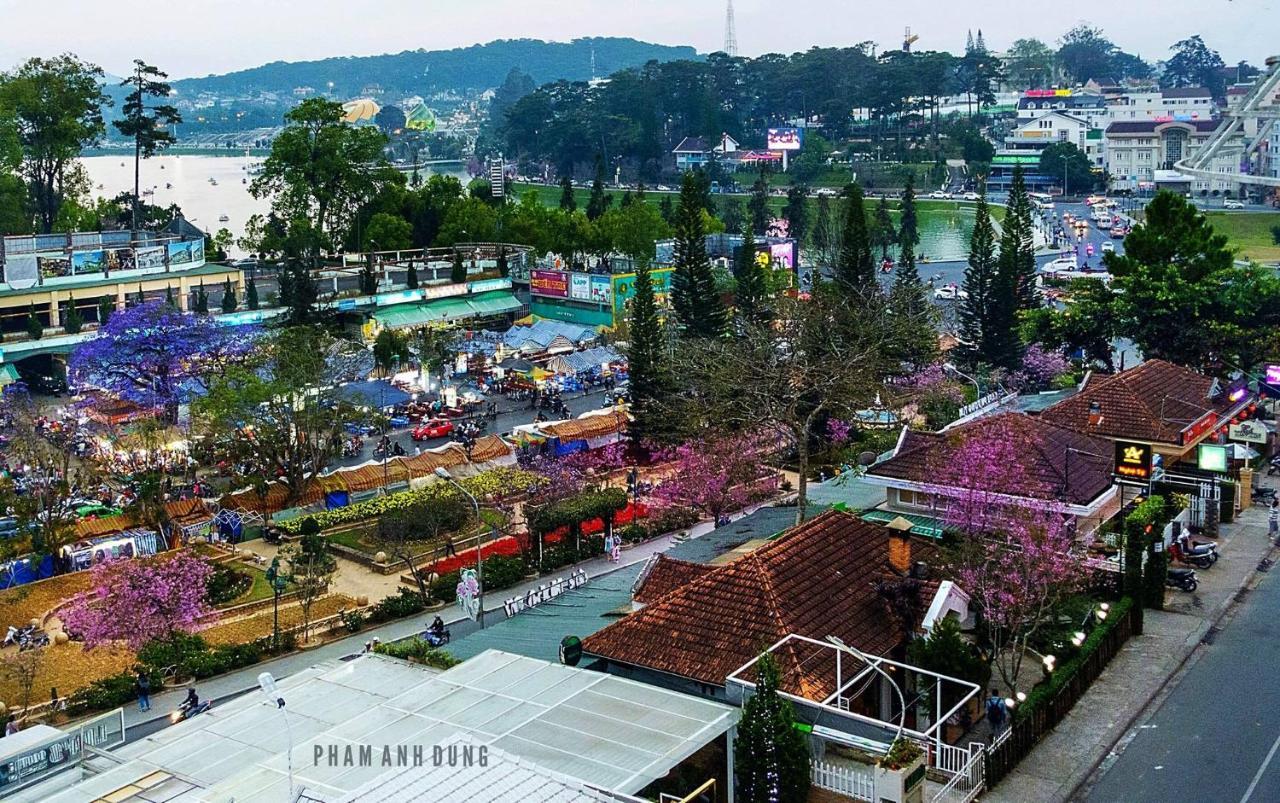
[
  {"left": 1114, "top": 441, "right": 1153, "bottom": 481},
  {"left": 766, "top": 127, "right": 803, "bottom": 151},
  {"left": 1229, "top": 420, "right": 1267, "bottom": 444},
  {"left": 1180, "top": 412, "right": 1219, "bottom": 445},
  {"left": 530, "top": 270, "right": 569, "bottom": 298},
  {"left": 1198, "top": 444, "right": 1228, "bottom": 473}
]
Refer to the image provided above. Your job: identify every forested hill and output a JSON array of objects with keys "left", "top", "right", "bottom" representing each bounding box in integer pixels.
[{"left": 171, "top": 38, "right": 700, "bottom": 97}]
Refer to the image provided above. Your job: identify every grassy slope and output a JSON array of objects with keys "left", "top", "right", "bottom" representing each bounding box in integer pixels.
[{"left": 1204, "top": 212, "right": 1280, "bottom": 262}]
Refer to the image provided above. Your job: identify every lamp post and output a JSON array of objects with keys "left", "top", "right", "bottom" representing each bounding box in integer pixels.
[
  {"left": 258, "top": 672, "right": 295, "bottom": 801},
  {"left": 265, "top": 557, "right": 288, "bottom": 652},
  {"left": 435, "top": 467, "right": 490, "bottom": 628},
  {"left": 942, "top": 362, "right": 982, "bottom": 400},
  {"left": 827, "top": 635, "right": 907, "bottom": 744}
]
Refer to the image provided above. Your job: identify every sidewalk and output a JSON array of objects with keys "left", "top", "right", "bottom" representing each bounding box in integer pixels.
[
  {"left": 983, "top": 498, "right": 1277, "bottom": 802},
  {"left": 114, "top": 505, "right": 732, "bottom": 735}
]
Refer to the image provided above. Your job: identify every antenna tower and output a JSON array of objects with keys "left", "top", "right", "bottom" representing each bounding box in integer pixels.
[{"left": 724, "top": 0, "right": 738, "bottom": 57}]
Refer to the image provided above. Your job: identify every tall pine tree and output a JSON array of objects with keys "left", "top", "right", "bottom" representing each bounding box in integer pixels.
[
  {"left": 734, "top": 222, "right": 768, "bottom": 323},
  {"left": 670, "top": 171, "right": 727, "bottom": 337},
  {"left": 958, "top": 190, "right": 999, "bottom": 365},
  {"left": 734, "top": 653, "right": 810, "bottom": 803},
  {"left": 558, "top": 175, "right": 576, "bottom": 212},
  {"left": 245, "top": 276, "right": 259, "bottom": 310},
  {"left": 625, "top": 263, "right": 669, "bottom": 446},
  {"left": 899, "top": 175, "right": 920, "bottom": 270},
  {"left": 220, "top": 278, "right": 237, "bottom": 313},
  {"left": 835, "top": 183, "right": 875, "bottom": 290},
  {"left": 585, "top": 157, "right": 610, "bottom": 221},
  {"left": 1002, "top": 165, "right": 1040, "bottom": 311}
]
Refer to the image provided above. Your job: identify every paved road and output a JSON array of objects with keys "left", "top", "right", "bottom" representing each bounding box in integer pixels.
[{"left": 1083, "top": 559, "right": 1280, "bottom": 803}]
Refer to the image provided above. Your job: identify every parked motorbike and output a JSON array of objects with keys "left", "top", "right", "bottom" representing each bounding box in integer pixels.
[
  {"left": 1171, "top": 539, "right": 1217, "bottom": 569},
  {"left": 1253, "top": 486, "right": 1278, "bottom": 505},
  {"left": 18, "top": 631, "right": 49, "bottom": 652},
  {"left": 1267, "top": 456, "right": 1280, "bottom": 477},
  {"left": 1166, "top": 567, "right": 1198, "bottom": 592}
]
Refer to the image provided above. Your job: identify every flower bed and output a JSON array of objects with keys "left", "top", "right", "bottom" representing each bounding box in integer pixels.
[
  {"left": 198, "top": 594, "right": 358, "bottom": 645},
  {"left": 541, "top": 501, "right": 648, "bottom": 544},
  {"left": 277, "top": 468, "right": 544, "bottom": 536},
  {"left": 423, "top": 536, "right": 523, "bottom": 575}
]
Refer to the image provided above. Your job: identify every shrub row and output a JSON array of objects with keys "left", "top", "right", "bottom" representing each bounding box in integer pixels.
[{"left": 374, "top": 638, "right": 461, "bottom": 670}]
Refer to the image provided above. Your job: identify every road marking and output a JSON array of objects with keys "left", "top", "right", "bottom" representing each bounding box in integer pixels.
[{"left": 1240, "top": 731, "right": 1280, "bottom": 803}]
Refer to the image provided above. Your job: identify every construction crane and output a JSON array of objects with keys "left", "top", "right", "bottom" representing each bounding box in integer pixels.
[{"left": 903, "top": 26, "right": 919, "bottom": 52}]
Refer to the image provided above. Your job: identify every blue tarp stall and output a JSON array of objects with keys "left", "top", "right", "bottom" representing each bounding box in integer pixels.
[
  {"left": 549, "top": 435, "right": 588, "bottom": 457},
  {"left": 325, "top": 490, "right": 350, "bottom": 510},
  {"left": 334, "top": 380, "right": 413, "bottom": 410},
  {"left": 216, "top": 510, "right": 244, "bottom": 542},
  {"left": 0, "top": 555, "right": 55, "bottom": 589}
]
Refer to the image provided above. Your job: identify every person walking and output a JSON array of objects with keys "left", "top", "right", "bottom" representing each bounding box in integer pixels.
[
  {"left": 4, "top": 715, "right": 17, "bottom": 736},
  {"left": 443, "top": 536, "right": 457, "bottom": 558},
  {"left": 985, "top": 688, "right": 1008, "bottom": 740},
  {"left": 136, "top": 672, "right": 151, "bottom": 712},
  {"left": 1270, "top": 498, "right": 1279, "bottom": 544}
]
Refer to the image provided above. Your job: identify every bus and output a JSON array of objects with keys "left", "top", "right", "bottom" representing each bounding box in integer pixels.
[{"left": 1028, "top": 192, "right": 1055, "bottom": 212}]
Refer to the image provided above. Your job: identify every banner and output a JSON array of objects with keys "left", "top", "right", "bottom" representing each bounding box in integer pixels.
[
  {"left": 530, "top": 270, "right": 569, "bottom": 298},
  {"left": 135, "top": 246, "right": 165, "bottom": 270},
  {"left": 37, "top": 252, "right": 71, "bottom": 278},
  {"left": 569, "top": 272, "right": 591, "bottom": 301},
  {"left": 589, "top": 275, "right": 612, "bottom": 304},
  {"left": 71, "top": 249, "right": 107, "bottom": 275},
  {"left": 167, "top": 239, "right": 204, "bottom": 266},
  {"left": 2, "top": 254, "right": 38, "bottom": 288}
]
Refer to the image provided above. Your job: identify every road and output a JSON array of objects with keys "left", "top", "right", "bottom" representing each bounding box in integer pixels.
[{"left": 1082, "top": 563, "right": 1280, "bottom": 803}]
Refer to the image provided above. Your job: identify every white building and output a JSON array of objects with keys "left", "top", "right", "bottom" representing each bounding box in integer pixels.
[
  {"left": 1105, "top": 87, "right": 1215, "bottom": 122},
  {"left": 1103, "top": 119, "right": 1241, "bottom": 193},
  {"left": 1016, "top": 91, "right": 1109, "bottom": 129}
]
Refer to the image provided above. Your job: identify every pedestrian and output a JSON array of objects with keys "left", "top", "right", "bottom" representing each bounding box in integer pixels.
[
  {"left": 364, "top": 641, "right": 372, "bottom": 653},
  {"left": 1270, "top": 498, "right": 1279, "bottom": 542},
  {"left": 4, "top": 715, "right": 16, "bottom": 736},
  {"left": 136, "top": 672, "right": 151, "bottom": 712},
  {"left": 985, "top": 688, "right": 1007, "bottom": 739},
  {"left": 444, "top": 536, "right": 457, "bottom": 557}
]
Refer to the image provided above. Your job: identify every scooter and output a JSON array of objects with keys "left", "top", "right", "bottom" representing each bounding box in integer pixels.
[
  {"left": 1253, "top": 486, "right": 1278, "bottom": 505},
  {"left": 1267, "top": 456, "right": 1280, "bottom": 477},
  {"left": 170, "top": 700, "right": 212, "bottom": 724},
  {"left": 423, "top": 629, "right": 451, "bottom": 648},
  {"left": 18, "top": 631, "right": 49, "bottom": 652},
  {"left": 1166, "top": 567, "right": 1198, "bottom": 592},
  {"left": 1171, "top": 540, "right": 1217, "bottom": 569}
]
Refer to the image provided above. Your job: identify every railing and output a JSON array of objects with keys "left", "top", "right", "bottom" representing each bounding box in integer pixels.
[
  {"left": 935, "top": 742, "right": 972, "bottom": 776},
  {"left": 931, "top": 742, "right": 987, "bottom": 803},
  {"left": 811, "top": 759, "right": 875, "bottom": 802}
]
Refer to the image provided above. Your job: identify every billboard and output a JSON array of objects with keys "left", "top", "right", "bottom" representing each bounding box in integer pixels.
[
  {"left": 135, "top": 246, "right": 165, "bottom": 270},
  {"left": 37, "top": 252, "right": 71, "bottom": 278},
  {"left": 1113, "top": 440, "right": 1153, "bottom": 482},
  {"left": 767, "top": 127, "right": 803, "bottom": 151},
  {"left": 167, "top": 239, "right": 204, "bottom": 266},
  {"left": 530, "top": 270, "right": 569, "bottom": 298},
  {"left": 589, "top": 275, "right": 612, "bottom": 304},
  {"left": 769, "top": 241, "right": 795, "bottom": 270},
  {"left": 569, "top": 273, "right": 591, "bottom": 301},
  {"left": 71, "top": 249, "right": 107, "bottom": 275}
]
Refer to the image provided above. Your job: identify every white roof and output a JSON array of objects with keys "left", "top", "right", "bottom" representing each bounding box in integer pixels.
[{"left": 35, "top": 650, "right": 736, "bottom": 803}]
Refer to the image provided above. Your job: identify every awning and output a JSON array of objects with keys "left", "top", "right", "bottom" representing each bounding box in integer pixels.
[
  {"left": 426, "top": 297, "right": 480, "bottom": 321},
  {"left": 466, "top": 291, "right": 523, "bottom": 317},
  {"left": 334, "top": 380, "right": 412, "bottom": 409},
  {"left": 860, "top": 509, "right": 944, "bottom": 539},
  {"left": 0, "top": 365, "right": 18, "bottom": 387},
  {"left": 372, "top": 303, "right": 445, "bottom": 329}
]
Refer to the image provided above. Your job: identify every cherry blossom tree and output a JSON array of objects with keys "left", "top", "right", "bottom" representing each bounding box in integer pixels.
[
  {"left": 61, "top": 552, "right": 214, "bottom": 650},
  {"left": 929, "top": 421, "right": 1085, "bottom": 688},
  {"left": 68, "top": 301, "right": 259, "bottom": 423},
  {"left": 652, "top": 433, "right": 771, "bottom": 523}
]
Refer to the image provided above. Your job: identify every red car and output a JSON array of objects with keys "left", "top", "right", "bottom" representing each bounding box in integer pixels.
[{"left": 411, "top": 419, "right": 454, "bottom": 441}]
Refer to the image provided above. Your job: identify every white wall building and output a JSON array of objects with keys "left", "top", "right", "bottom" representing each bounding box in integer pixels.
[
  {"left": 1104, "top": 119, "right": 1241, "bottom": 193},
  {"left": 1016, "top": 91, "right": 1110, "bottom": 129},
  {"left": 1105, "top": 87, "right": 1215, "bottom": 122}
]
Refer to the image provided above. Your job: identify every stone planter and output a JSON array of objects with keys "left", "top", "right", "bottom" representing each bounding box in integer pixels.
[{"left": 874, "top": 754, "right": 926, "bottom": 803}]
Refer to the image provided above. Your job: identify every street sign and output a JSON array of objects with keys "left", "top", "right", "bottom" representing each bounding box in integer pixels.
[{"left": 1114, "top": 441, "right": 1153, "bottom": 482}]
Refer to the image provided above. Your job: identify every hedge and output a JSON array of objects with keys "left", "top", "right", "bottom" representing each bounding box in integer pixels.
[
  {"left": 527, "top": 488, "right": 628, "bottom": 536},
  {"left": 277, "top": 468, "right": 545, "bottom": 535},
  {"left": 374, "top": 638, "right": 461, "bottom": 670}
]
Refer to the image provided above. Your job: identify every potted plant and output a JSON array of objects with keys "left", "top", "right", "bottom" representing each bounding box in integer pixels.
[{"left": 875, "top": 738, "right": 926, "bottom": 803}]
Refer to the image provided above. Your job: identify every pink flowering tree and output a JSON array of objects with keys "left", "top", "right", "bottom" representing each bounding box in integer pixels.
[
  {"left": 928, "top": 421, "right": 1085, "bottom": 688},
  {"left": 62, "top": 552, "right": 214, "bottom": 650},
  {"left": 1000, "top": 344, "right": 1071, "bottom": 393},
  {"left": 652, "top": 433, "right": 772, "bottom": 523}
]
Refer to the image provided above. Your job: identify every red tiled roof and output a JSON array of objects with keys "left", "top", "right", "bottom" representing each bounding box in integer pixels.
[
  {"left": 582, "top": 510, "right": 935, "bottom": 694},
  {"left": 867, "top": 412, "right": 1114, "bottom": 506},
  {"left": 1038, "top": 359, "right": 1230, "bottom": 445},
  {"left": 633, "top": 555, "right": 716, "bottom": 606}
]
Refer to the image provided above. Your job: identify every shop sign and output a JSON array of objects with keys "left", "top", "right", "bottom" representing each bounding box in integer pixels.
[
  {"left": 1229, "top": 420, "right": 1267, "bottom": 444},
  {"left": 1198, "top": 444, "right": 1228, "bottom": 473},
  {"left": 530, "top": 270, "right": 569, "bottom": 298},
  {"left": 1114, "top": 440, "right": 1153, "bottom": 481},
  {"left": 569, "top": 272, "right": 591, "bottom": 301},
  {"left": 1180, "top": 412, "right": 1218, "bottom": 445}
]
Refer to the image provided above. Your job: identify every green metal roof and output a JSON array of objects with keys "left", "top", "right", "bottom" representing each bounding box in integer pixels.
[
  {"left": 859, "top": 509, "right": 945, "bottom": 539},
  {"left": 466, "top": 290, "right": 523, "bottom": 316},
  {"left": 428, "top": 297, "right": 480, "bottom": 321},
  {"left": 372, "top": 303, "right": 446, "bottom": 329}
]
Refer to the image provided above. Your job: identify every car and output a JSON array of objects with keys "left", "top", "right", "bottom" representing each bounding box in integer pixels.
[
  {"left": 961, "top": 191, "right": 980, "bottom": 201},
  {"left": 1110, "top": 225, "right": 1127, "bottom": 239},
  {"left": 1042, "top": 256, "right": 1079, "bottom": 274},
  {"left": 411, "top": 419, "right": 454, "bottom": 441},
  {"left": 932, "top": 284, "right": 969, "bottom": 301},
  {"left": 1084, "top": 195, "right": 1107, "bottom": 207},
  {"left": 1224, "top": 199, "right": 1245, "bottom": 210},
  {"left": 1101, "top": 241, "right": 1115, "bottom": 253},
  {"left": 928, "top": 190, "right": 953, "bottom": 200}
]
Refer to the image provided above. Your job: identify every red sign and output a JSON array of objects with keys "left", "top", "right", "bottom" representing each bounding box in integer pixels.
[
  {"left": 1180, "top": 411, "right": 1218, "bottom": 446},
  {"left": 530, "top": 270, "right": 569, "bottom": 298}
]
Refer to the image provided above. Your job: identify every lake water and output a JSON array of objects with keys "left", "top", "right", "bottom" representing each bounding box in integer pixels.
[
  {"left": 911, "top": 205, "right": 978, "bottom": 263},
  {"left": 79, "top": 155, "right": 470, "bottom": 255}
]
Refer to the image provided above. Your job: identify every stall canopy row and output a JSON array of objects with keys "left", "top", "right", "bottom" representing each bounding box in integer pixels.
[
  {"left": 544, "top": 345, "right": 623, "bottom": 376},
  {"left": 372, "top": 292, "right": 523, "bottom": 331}
]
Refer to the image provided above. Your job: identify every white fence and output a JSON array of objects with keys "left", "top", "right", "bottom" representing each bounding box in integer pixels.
[
  {"left": 811, "top": 760, "right": 875, "bottom": 802},
  {"left": 930, "top": 742, "right": 987, "bottom": 803}
]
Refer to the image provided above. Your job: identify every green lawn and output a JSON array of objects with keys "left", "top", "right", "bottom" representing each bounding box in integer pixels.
[
  {"left": 221, "top": 563, "right": 292, "bottom": 608},
  {"left": 1204, "top": 212, "right": 1280, "bottom": 262},
  {"left": 324, "top": 508, "right": 509, "bottom": 557}
]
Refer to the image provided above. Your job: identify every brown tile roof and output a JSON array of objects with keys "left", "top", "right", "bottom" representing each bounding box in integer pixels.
[
  {"left": 582, "top": 510, "right": 935, "bottom": 693},
  {"left": 1038, "top": 359, "right": 1231, "bottom": 445},
  {"left": 633, "top": 555, "right": 716, "bottom": 606},
  {"left": 541, "top": 410, "right": 629, "bottom": 441},
  {"left": 867, "top": 412, "right": 1115, "bottom": 506}
]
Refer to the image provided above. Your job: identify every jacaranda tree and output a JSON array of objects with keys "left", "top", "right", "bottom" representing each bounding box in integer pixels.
[
  {"left": 68, "top": 301, "right": 258, "bottom": 422},
  {"left": 62, "top": 553, "right": 213, "bottom": 650}
]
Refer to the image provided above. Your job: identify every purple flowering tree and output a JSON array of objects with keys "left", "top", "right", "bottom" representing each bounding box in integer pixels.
[
  {"left": 69, "top": 301, "right": 259, "bottom": 423},
  {"left": 928, "top": 421, "right": 1084, "bottom": 688},
  {"left": 61, "top": 552, "right": 214, "bottom": 650},
  {"left": 652, "top": 433, "right": 772, "bottom": 524}
]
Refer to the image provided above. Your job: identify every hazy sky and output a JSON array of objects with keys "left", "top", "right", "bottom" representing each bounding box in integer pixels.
[{"left": 0, "top": 0, "right": 1273, "bottom": 78}]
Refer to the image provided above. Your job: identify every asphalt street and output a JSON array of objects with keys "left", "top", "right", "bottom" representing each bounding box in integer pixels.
[{"left": 1083, "top": 559, "right": 1280, "bottom": 803}]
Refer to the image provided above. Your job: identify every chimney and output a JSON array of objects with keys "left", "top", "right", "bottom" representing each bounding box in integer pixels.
[
  {"left": 885, "top": 517, "right": 914, "bottom": 574},
  {"left": 1088, "top": 401, "right": 1104, "bottom": 427}
]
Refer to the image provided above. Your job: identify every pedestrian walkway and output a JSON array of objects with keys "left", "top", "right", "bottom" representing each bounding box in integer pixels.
[
  {"left": 983, "top": 497, "right": 1277, "bottom": 802},
  {"left": 111, "top": 504, "right": 736, "bottom": 736}
]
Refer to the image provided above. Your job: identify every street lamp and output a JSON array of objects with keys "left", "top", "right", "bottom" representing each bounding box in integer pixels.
[
  {"left": 265, "top": 557, "right": 289, "bottom": 652},
  {"left": 258, "top": 672, "right": 295, "bottom": 801},
  {"left": 942, "top": 362, "right": 982, "bottom": 399},
  {"left": 826, "top": 635, "right": 907, "bottom": 744},
  {"left": 434, "top": 467, "right": 492, "bottom": 628}
]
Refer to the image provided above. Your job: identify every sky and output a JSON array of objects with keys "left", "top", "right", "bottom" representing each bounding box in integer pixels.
[{"left": 0, "top": 0, "right": 1273, "bottom": 79}]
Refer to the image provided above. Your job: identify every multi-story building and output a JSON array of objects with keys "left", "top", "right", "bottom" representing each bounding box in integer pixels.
[
  {"left": 671, "top": 133, "right": 739, "bottom": 171},
  {"left": 988, "top": 111, "right": 1101, "bottom": 192},
  {"left": 1016, "top": 90, "right": 1109, "bottom": 129},
  {"left": 1103, "top": 119, "right": 1240, "bottom": 193},
  {"left": 1105, "top": 87, "right": 1215, "bottom": 122}
]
